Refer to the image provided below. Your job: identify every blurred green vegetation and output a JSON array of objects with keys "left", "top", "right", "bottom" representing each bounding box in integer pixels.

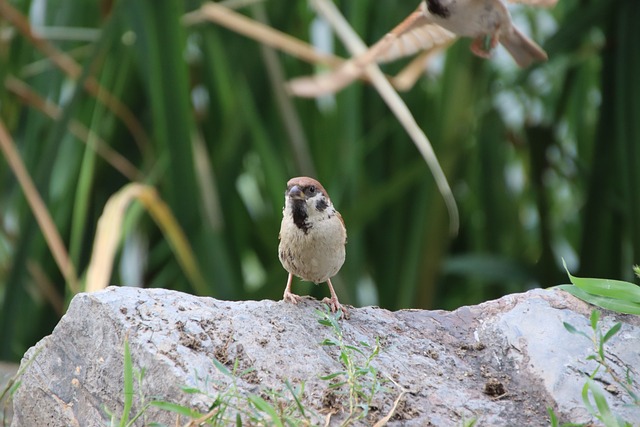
[{"left": 0, "top": 0, "right": 638, "bottom": 362}]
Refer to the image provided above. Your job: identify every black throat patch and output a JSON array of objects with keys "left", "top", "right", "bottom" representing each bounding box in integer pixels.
[
  {"left": 292, "top": 200, "right": 311, "bottom": 234},
  {"left": 426, "top": 0, "right": 450, "bottom": 18}
]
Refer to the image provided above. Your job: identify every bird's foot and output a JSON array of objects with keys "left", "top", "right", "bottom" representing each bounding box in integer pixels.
[
  {"left": 283, "top": 290, "right": 303, "bottom": 304},
  {"left": 470, "top": 35, "right": 497, "bottom": 59},
  {"left": 322, "top": 297, "right": 349, "bottom": 319}
]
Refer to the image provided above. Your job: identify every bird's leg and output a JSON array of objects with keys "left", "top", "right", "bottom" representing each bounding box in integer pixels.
[
  {"left": 282, "top": 273, "right": 302, "bottom": 304},
  {"left": 322, "top": 279, "right": 349, "bottom": 319},
  {"left": 470, "top": 34, "right": 498, "bottom": 58}
]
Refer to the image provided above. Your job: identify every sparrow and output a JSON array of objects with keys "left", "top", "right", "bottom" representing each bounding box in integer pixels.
[
  {"left": 278, "top": 177, "right": 348, "bottom": 317},
  {"left": 415, "top": 0, "right": 555, "bottom": 66},
  {"left": 288, "top": 0, "right": 557, "bottom": 97}
]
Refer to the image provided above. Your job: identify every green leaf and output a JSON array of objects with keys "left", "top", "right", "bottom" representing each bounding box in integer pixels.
[
  {"left": 240, "top": 366, "right": 256, "bottom": 377},
  {"left": 151, "top": 401, "right": 201, "bottom": 418},
  {"left": 555, "top": 286, "right": 640, "bottom": 315},
  {"left": 590, "top": 310, "right": 600, "bottom": 331},
  {"left": 329, "top": 381, "right": 347, "bottom": 389},
  {"left": 319, "top": 372, "right": 344, "bottom": 381},
  {"left": 212, "top": 358, "right": 232, "bottom": 376},
  {"left": 562, "top": 321, "right": 591, "bottom": 341},
  {"left": 248, "top": 395, "right": 283, "bottom": 427},
  {"left": 119, "top": 337, "right": 134, "bottom": 427},
  {"left": 582, "top": 379, "right": 621, "bottom": 427},
  {"left": 602, "top": 322, "right": 622, "bottom": 344},
  {"left": 356, "top": 368, "right": 373, "bottom": 376},
  {"left": 284, "top": 380, "right": 308, "bottom": 418},
  {"left": 583, "top": 378, "right": 620, "bottom": 427},
  {"left": 344, "top": 345, "right": 365, "bottom": 355},
  {"left": 547, "top": 407, "right": 559, "bottom": 427},
  {"left": 562, "top": 260, "right": 640, "bottom": 303},
  {"left": 339, "top": 352, "right": 349, "bottom": 366}
]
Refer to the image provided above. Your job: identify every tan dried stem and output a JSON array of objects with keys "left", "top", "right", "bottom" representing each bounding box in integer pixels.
[
  {"left": 0, "top": 1, "right": 149, "bottom": 153},
  {"left": 310, "top": 0, "right": 459, "bottom": 235},
  {"left": 182, "top": 2, "right": 341, "bottom": 68},
  {"left": 183, "top": 1, "right": 436, "bottom": 92},
  {"left": 0, "top": 118, "right": 80, "bottom": 294},
  {"left": 5, "top": 75, "right": 142, "bottom": 181}
]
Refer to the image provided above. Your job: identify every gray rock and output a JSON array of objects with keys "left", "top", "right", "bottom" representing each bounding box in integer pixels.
[{"left": 11, "top": 287, "right": 640, "bottom": 426}]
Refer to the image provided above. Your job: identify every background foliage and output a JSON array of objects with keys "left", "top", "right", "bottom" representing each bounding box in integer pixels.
[{"left": 0, "top": 0, "right": 638, "bottom": 362}]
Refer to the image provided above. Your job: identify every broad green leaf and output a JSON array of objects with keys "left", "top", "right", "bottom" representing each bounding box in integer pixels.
[
  {"left": 555, "top": 286, "right": 640, "bottom": 315},
  {"left": 562, "top": 260, "right": 640, "bottom": 303}
]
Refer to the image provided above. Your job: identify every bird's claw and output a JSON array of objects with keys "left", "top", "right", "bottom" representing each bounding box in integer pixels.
[
  {"left": 283, "top": 290, "right": 303, "bottom": 304},
  {"left": 322, "top": 297, "right": 349, "bottom": 319},
  {"left": 470, "top": 35, "right": 497, "bottom": 59}
]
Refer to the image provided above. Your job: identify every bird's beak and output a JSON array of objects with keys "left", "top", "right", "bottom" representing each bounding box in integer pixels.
[{"left": 287, "top": 185, "right": 305, "bottom": 200}]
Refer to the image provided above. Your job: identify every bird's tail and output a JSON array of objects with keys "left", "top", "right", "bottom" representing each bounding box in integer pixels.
[{"left": 500, "top": 26, "right": 547, "bottom": 68}]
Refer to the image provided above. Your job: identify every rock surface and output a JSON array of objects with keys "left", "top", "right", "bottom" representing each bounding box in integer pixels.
[{"left": 11, "top": 286, "right": 640, "bottom": 426}]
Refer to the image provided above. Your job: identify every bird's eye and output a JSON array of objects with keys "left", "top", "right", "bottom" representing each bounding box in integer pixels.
[{"left": 307, "top": 185, "right": 316, "bottom": 195}]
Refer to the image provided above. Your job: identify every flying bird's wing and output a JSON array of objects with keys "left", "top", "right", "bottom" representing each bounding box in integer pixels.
[
  {"left": 288, "top": 9, "right": 454, "bottom": 97},
  {"left": 375, "top": 23, "right": 456, "bottom": 63},
  {"left": 508, "top": 0, "right": 558, "bottom": 6}
]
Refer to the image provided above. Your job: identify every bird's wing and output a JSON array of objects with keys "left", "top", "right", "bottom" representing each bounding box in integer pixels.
[
  {"left": 288, "top": 9, "right": 443, "bottom": 97},
  {"left": 375, "top": 23, "right": 456, "bottom": 63},
  {"left": 508, "top": 0, "right": 558, "bottom": 6}
]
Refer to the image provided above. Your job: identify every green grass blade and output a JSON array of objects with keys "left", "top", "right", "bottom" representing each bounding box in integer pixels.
[
  {"left": 547, "top": 407, "right": 559, "bottom": 427},
  {"left": 248, "top": 395, "right": 284, "bottom": 427},
  {"left": 119, "top": 336, "right": 134, "bottom": 427},
  {"left": 284, "top": 380, "right": 307, "bottom": 419},
  {"left": 212, "top": 358, "right": 232, "bottom": 377},
  {"left": 584, "top": 379, "right": 621, "bottom": 427},
  {"left": 150, "top": 400, "right": 202, "bottom": 418}
]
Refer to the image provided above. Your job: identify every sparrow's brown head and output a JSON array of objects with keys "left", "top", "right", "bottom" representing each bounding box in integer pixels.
[
  {"left": 286, "top": 177, "right": 329, "bottom": 202},
  {"left": 284, "top": 177, "right": 335, "bottom": 233}
]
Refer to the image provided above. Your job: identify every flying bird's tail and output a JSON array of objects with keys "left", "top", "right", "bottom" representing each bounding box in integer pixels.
[{"left": 500, "top": 25, "right": 547, "bottom": 68}]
